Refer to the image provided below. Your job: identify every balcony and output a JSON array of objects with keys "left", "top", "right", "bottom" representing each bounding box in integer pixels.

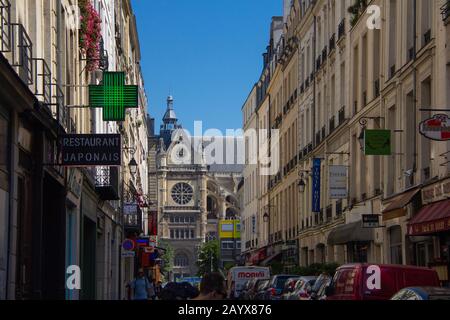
[
  {"left": 0, "top": 0, "right": 11, "bottom": 52},
  {"left": 95, "top": 166, "right": 120, "bottom": 200},
  {"left": 441, "top": 0, "right": 450, "bottom": 24}
]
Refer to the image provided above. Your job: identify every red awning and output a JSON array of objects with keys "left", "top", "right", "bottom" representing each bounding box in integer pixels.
[
  {"left": 249, "top": 248, "right": 267, "bottom": 265},
  {"left": 408, "top": 199, "right": 450, "bottom": 236}
]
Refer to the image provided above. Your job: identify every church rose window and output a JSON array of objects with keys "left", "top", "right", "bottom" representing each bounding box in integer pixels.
[{"left": 171, "top": 183, "right": 193, "bottom": 205}]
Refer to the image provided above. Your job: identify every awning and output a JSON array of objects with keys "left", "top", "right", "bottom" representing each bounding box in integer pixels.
[
  {"left": 408, "top": 199, "right": 450, "bottom": 236},
  {"left": 327, "top": 221, "right": 374, "bottom": 245},
  {"left": 382, "top": 188, "right": 420, "bottom": 220},
  {"left": 249, "top": 248, "right": 267, "bottom": 265},
  {"left": 261, "top": 252, "right": 281, "bottom": 266}
]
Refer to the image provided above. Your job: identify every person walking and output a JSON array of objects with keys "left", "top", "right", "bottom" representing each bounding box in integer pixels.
[{"left": 128, "top": 269, "right": 155, "bottom": 301}]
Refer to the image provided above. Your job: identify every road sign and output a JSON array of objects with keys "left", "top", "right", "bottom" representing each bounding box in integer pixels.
[
  {"left": 121, "top": 251, "right": 135, "bottom": 258},
  {"left": 122, "top": 239, "right": 135, "bottom": 251},
  {"left": 89, "top": 72, "right": 138, "bottom": 121}
]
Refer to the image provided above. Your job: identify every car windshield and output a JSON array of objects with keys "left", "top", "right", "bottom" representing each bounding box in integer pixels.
[{"left": 275, "top": 276, "right": 292, "bottom": 289}]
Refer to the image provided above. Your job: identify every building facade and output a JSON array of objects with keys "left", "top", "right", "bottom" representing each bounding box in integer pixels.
[
  {"left": 154, "top": 97, "right": 242, "bottom": 279},
  {"left": 242, "top": 0, "right": 450, "bottom": 284},
  {"left": 0, "top": 0, "right": 150, "bottom": 300}
]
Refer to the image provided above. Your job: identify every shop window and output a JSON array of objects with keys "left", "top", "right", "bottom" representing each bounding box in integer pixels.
[
  {"left": 347, "top": 242, "right": 368, "bottom": 263},
  {"left": 389, "top": 226, "right": 403, "bottom": 265}
]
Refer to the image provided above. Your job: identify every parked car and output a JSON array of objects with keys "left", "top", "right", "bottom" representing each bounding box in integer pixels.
[
  {"left": 287, "top": 276, "right": 317, "bottom": 300},
  {"left": 325, "top": 264, "right": 441, "bottom": 300},
  {"left": 253, "top": 280, "right": 271, "bottom": 300},
  {"left": 305, "top": 273, "right": 332, "bottom": 300},
  {"left": 265, "top": 275, "right": 299, "bottom": 300},
  {"left": 391, "top": 287, "right": 450, "bottom": 300},
  {"left": 237, "top": 280, "right": 252, "bottom": 300},
  {"left": 241, "top": 278, "right": 264, "bottom": 300},
  {"left": 227, "top": 266, "right": 270, "bottom": 299},
  {"left": 281, "top": 277, "right": 301, "bottom": 300}
]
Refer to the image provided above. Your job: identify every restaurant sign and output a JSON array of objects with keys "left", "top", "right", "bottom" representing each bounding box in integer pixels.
[
  {"left": 60, "top": 134, "right": 121, "bottom": 166},
  {"left": 409, "top": 218, "right": 450, "bottom": 236},
  {"left": 419, "top": 114, "right": 450, "bottom": 141}
]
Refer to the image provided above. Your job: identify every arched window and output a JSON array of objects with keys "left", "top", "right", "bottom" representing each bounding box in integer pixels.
[{"left": 174, "top": 253, "right": 189, "bottom": 267}]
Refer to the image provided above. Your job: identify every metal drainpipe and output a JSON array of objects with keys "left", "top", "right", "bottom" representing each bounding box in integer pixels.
[{"left": 413, "top": 0, "right": 418, "bottom": 181}]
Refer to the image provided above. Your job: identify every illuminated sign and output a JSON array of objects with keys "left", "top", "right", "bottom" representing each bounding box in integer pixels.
[{"left": 89, "top": 72, "right": 138, "bottom": 121}]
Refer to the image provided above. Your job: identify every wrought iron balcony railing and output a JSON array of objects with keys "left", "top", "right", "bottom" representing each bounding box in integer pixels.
[
  {"left": 0, "top": 0, "right": 11, "bottom": 52},
  {"left": 95, "top": 166, "right": 120, "bottom": 200},
  {"left": 10, "top": 23, "right": 33, "bottom": 85},
  {"left": 441, "top": 0, "right": 450, "bottom": 23}
]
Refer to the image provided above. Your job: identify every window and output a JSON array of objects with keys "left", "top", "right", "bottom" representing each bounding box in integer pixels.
[
  {"left": 221, "top": 223, "right": 234, "bottom": 232},
  {"left": 389, "top": 226, "right": 403, "bottom": 264},
  {"left": 222, "top": 241, "right": 235, "bottom": 250},
  {"left": 174, "top": 254, "right": 189, "bottom": 267},
  {"left": 236, "top": 241, "right": 241, "bottom": 249},
  {"left": 171, "top": 183, "right": 193, "bottom": 205},
  {"left": 170, "top": 230, "right": 174, "bottom": 239}
]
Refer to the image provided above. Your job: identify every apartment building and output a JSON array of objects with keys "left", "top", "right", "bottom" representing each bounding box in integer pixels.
[
  {"left": 242, "top": 0, "right": 450, "bottom": 283},
  {"left": 0, "top": 0, "right": 150, "bottom": 299}
]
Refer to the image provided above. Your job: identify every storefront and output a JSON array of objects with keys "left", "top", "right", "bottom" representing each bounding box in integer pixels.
[
  {"left": 327, "top": 220, "right": 375, "bottom": 263},
  {"left": 408, "top": 197, "right": 450, "bottom": 287}
]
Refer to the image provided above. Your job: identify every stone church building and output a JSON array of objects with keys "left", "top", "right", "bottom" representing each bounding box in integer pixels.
[{"left": 149, "top": 96, "right": 242, "bottom": 279}]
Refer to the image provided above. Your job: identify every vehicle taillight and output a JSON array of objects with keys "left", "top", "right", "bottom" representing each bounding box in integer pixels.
[
  {"left": 299, "top": 292, "right": 308, "bottom": 298},
  {"left": 270, "top": 288, "right": 277, "bottom": 296}
]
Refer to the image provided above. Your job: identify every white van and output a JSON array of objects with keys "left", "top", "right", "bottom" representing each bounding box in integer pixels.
[{"left": 227, "top": 266, "right": 270, "bottom": 299}]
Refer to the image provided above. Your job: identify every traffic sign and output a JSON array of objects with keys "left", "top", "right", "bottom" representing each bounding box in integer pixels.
[{"left": 122, "top": 239, "right": 135, "bottom": 251}]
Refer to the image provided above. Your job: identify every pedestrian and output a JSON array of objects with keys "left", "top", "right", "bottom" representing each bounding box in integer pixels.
[
  {"left": 192, "top": 272, "right": 227, "bottom": 300},
  {"left": 128, "top": 268, "right": 156, "bottom": 301}
]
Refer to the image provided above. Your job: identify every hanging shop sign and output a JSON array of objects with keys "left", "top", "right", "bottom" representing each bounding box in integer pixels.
[
  {"left": 123, "top": 202, "right": 138, "bottom": 215},
  {"left": 312, "top": 158, "right": 321, "bottom": 213},
  {"left": 89, "top": 71, "right": 139, "bottom": 121},
  {"left": 60, "top": 134, "right": 121, "bottom": 166},
  {"left": 419, "top": 114, "right": 450, "bottom": 141},
  {"left": 329, "top": 165, "right": 348, "bottom": 199},
  {"left": 364, "top": 130, "right": 391, "bottom": 155},
  {"left": 362, "top": 214, "right": 381, "bottom": 228}
]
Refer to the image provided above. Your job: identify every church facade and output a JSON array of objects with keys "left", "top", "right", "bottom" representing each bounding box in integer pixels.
[{"left": 149, "top": 97, "right": 242, "bottom": 279}]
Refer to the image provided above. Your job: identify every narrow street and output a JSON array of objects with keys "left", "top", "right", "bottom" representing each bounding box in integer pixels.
[{"left": 1, "top": 0, "right": 450, "bottom": 305}]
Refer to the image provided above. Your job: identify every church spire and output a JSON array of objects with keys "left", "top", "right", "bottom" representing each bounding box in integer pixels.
[{"left": 160, "top": 95, "right": 180, "bottom": 147}]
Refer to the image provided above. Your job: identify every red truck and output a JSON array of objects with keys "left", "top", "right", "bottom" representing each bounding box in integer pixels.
[{"left": 325, "top": 264, "right": 440, "bottom": 300}]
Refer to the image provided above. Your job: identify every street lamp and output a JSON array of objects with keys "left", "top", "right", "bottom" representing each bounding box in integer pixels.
[
  {"left": 128, "top": 157, "right": 138, "bottom": 177},
  {"left": 297, "top": 178, "right": 306, "bottom": 193},
  {"left": 263, "top": 212, "right": 270, "bottom": 223}
]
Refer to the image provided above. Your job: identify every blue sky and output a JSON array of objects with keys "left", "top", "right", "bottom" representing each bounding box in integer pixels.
[{"left": 131, "top": 0, "right": 281, "bottom": 134}]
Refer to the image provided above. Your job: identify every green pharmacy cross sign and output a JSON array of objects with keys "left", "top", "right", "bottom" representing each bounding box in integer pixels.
[{"left": 89, "top": 72, "right": 138, "bottom": 121}]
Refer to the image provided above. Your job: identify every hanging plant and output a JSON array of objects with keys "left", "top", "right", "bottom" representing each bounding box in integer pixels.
[{"left": 79, "top": 0, "right": 102, "bottom": 72}]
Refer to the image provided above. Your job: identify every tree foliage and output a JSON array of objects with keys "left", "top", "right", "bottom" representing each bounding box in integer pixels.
[
  {"left": 196, "top": 240, "right": 220, "bottom": 276},
  {"left": 159, "top": 239, "right": 174, "bottom": 275}
]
